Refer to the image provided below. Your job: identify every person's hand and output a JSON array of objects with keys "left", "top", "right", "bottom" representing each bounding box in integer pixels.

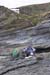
[{"left": 30, "top": 52, "right": 33, "bottom": 56}]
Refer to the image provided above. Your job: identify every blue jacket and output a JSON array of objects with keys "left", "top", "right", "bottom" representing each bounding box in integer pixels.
[{"left": 26, "top": 46, "right": 33, "bottom": 53}]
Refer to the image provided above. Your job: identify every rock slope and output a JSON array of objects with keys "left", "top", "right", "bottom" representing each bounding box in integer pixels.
[
  {"left": 0, "top": 6, "right": 33, "bottom": 48},
  {"left": 26, "top": 20, "right": 50, "bottom": 48},
  {"left": 0, "top": 6, "right": 50, "bottom": 49}
]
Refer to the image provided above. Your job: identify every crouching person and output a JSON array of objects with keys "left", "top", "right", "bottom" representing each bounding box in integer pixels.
[{"left": 23, "top": 46, "right": 36, "bottom": 57}]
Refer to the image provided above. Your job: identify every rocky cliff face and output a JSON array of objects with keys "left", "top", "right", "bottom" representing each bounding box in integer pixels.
[
  {"left": 25, "top": 20, "right": 50, "bottom": 48},
  {"left": 1, "top": 19, "right": 50, "bottom": 49},
  {"left": 0, "top": 6, "right": 50, "bottom": 49},
  {"left": 0, "top": 6, "right": 33, "bottom": 48},
  {"left": 0, "top": 6, "right": 33, "bottom": 30}
]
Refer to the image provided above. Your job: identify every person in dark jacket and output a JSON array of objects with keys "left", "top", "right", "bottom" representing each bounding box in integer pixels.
[{"left": 23, "top": 46, "right": 36, "bottom": 57}]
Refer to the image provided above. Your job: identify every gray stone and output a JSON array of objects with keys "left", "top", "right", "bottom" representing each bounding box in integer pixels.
[{"left": 26, "top": 20, "right": 50, "bottom": 48}]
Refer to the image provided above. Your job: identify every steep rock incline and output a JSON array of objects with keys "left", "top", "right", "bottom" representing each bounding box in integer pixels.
[
  {"left": 26, "top": 20, "right": 50, "bottom": 48},
  {"left": 0, "top": 6, "right": 50, "bottom": 49},
  {"left": 0, "top": 6, "right": 33, "bottom": 48},
  {"left": 2, "top": 20, "right": 50, "bottom": 48}
]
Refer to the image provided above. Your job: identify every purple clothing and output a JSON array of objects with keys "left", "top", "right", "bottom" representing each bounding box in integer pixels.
[{"left": 23, "top": 46, "right": 36, "bottom": 56}]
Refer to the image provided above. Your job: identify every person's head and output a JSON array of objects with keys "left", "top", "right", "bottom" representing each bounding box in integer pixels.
[
  {"left": 28, "top": 45, "right": 32, "bottom": 48},
  {"left": 28, "top": 43, "right": 32, "bottom": 48}
]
